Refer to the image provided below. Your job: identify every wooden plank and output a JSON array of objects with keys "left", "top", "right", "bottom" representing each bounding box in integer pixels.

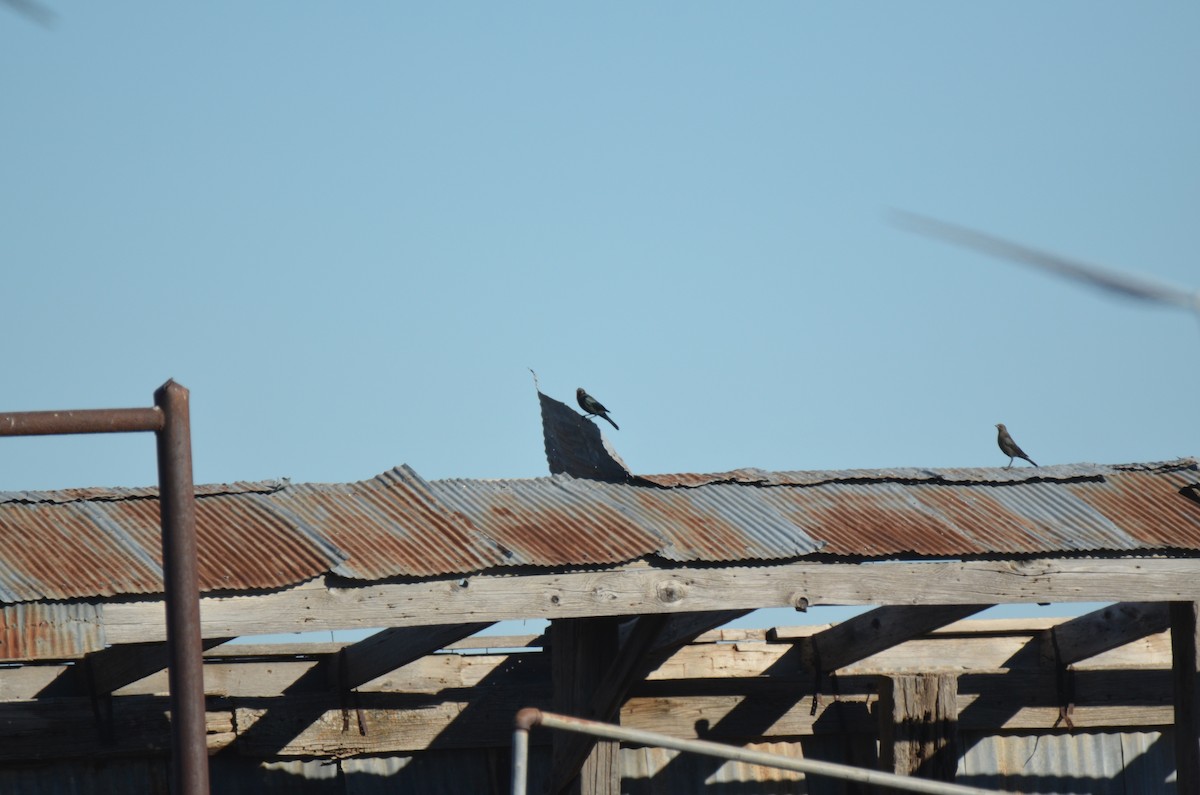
[
  {"left": 1043, "top": 601, "right": 1170, "bottom": 666},
  {"left": 1, "top": 617, "right": 1177, "bottom": 702},
  {"left": 0, "top": 664, "right": 1180, "bottom": 763},
  {"left": 549, "top": 617, "right": 621, "bottom": 795},
  {"left": 338, "top": 622, "right": 492, "bottom": 688},
  {"left": 804, "top": 604, "right": 989, "bottom": 672},
  {"left": 644, "top": 610, "right": 753, "bottom": 657},
  {"left": 1172, "top": 601, "right": 1200, "bottom": 795},
  {"left": 549, "top": 615, "right": 670, "bottom": 795},
  {"left": 92, "top": 558, "right": 1200, "bottom": 651},
  {"left": 0, "top": 697, "right": 235, "bottom": 761},
  {"left": 878, "top": 674, "right": 959, "bottom": 781},
  {"left": 220, "top": 621, "right": 491, "bottom": 761}
]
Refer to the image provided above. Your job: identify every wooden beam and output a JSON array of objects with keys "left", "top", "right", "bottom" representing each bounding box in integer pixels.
[
  {"left": 804, "top": 604, "right": 989, "bottom": 672},
  {"left": 644, "top": 610, "right": 753, "bottom": 657},
  {"left": 34, "top": 638, "right": 234, "bottom": 699},
  {"left": 337, "top": 622, "right": 492, "bottom": 689},
  {"left": 1042, "top": 601, "right": 1169, "bottom": 666},
  {"left": 0, "top": 671, "right": 1178, "bottom": 763},
  {"left": 90, "top": 557, "right": 1200, "bottom": 653},
  {"left": 222, "top": 621, "right": 490, "bottom": 760},
  {"left": 1172, "top": 601, "right": 1200, "bottom": 795},
  {"left": 549, "top": 617, "right": 622, "bottom": 795},
  {"left": 549, "top": 615, "right": 669, "bottom": 795},
  {"left": 878, "top": 674, "right": 959, "bottom": 782}
]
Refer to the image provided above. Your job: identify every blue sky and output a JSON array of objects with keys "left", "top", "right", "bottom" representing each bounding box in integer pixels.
[{"left": 3, "top": 4, "right": 1197, "bottom": 635}]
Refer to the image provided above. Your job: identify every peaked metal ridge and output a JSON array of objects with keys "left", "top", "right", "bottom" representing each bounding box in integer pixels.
[
  {"left": 1, "top": 459, "right": 1198, "bottom": 605},
  {"left": 0, "top": 477, "right": 342, "bottom": 603},
  {"left": 0, "top": 479, "right": 289, "bottom": 505},
  {"left": 637, "top": 458, "right": 1198, "bottom": 488}
]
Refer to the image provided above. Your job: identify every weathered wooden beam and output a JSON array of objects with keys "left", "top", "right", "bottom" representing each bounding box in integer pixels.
[
  {"left": 222, "top": 621, "right": 491, "bottom": 761},
  {"left": 549, "top": 615, "right": 670, "bottom": 795},
  {"left": 804, "top": 604, "right": 989, "bottom": 672},
  {"left": 336, "top": 622, "right": 492, "bottom": 689},
  {"left": 32, "top": 638, "right": 234, "bottom": 702},
  {"left": 1171, "top": 601, "right": 1200, "bottom": 795},
  {"left": 549, "top": 617, "right": 622, "bottom": 795},
  {"left": 90, "top": 558, "right": 1200, "bottom": 653},
  {"left": 1042, "top": 601, "right": 1170, "bottom": 666},
  {"left": 644, "top": 610, "right": 753, "bottom": 658},
  {"left": 878, "top": 674, "right": 959, "bottom": 782}
]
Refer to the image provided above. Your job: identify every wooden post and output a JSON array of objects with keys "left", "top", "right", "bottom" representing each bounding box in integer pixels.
[
  {"left": 1171, "top": 601, "right": 1200, "bottom": 794},
  {"left": 549, "top": 617, "right": 621, "bottom": 795},
  {"left": 878, "top": 674, "right": 959, "bottom": 782}
]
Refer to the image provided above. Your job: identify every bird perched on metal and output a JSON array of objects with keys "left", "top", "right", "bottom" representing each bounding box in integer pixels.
[
  {"left": 996, "top": 423, "right": 1038, "bottom": 469},
  {"left": 577, "top": 388, "right": 619, "bottom": 430}
]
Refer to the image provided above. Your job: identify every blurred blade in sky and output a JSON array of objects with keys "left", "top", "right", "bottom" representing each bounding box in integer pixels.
[
  {"left": 1, "top": 0, "right": 54, "bottom": 28},
  {"left": 893, "top": 210, "right": 1200, "bottom": 314}
]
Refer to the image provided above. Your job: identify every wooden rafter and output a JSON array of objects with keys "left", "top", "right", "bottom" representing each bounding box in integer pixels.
[
  {"left": 89, "top": 558, "right": 1200, "bottom": 655},
  {"left": 1043, "top": 601, "right": 1169, "bottom": 666},
  {"left": 803, "top": 604, "right": 991, "bottom": 673}
]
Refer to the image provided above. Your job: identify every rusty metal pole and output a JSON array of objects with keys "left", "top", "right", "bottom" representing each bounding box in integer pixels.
[
  {"left": 0, "top": 383, "right": 209, "bottom": 794},
  {"left": 154, "top": 381, "right": 210, "bottom": 795}
]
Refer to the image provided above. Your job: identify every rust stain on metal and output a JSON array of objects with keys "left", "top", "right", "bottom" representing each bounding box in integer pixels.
[
  {"left": 784, "top": 484, "right": 988, "bottom": 557},
  {"left": 429, "top": 478, "right": 661, "bottom": 567},
  {"left": 0, "top": 601, "right": 104, "bottom": 661},
  {"left": 0, "top": 459, "right": 1198, "bottom": 604}
]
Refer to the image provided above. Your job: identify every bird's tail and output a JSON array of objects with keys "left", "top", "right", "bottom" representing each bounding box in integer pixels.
[
  {"left": 1027, "top": 457, "right": 1039, "bottom": 467},
  {"left": 604, "top": 415, "right": 619, "bottom": 430}
]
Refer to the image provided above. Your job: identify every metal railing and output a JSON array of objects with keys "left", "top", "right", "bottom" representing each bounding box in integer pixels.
[
  {"left": 0, "top": 381, "right": 209, "bottom": 795},
  {"left": 512, "top": 708, "right": 1005, "bottom": 795}
]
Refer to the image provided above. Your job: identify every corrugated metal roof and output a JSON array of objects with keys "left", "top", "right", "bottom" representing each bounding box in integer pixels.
[
  {"left": 0, "top": 602, "right": 103, "bottom": 660},
  {"left": 0, "top": 484, "right": 344, "bottom": 602},
  {"left": 266, "top": 467, "right": 510, "bottom": 580},
  {"left": 428, "top": 476, "right": 662, "bottom": 567},
  {"left": 0, "top": 458, "right": 1198, "bottom": 604}
]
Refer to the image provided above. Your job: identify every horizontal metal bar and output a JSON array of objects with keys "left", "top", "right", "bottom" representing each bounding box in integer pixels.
[
  {"left": 0, "top": 407, "right": 163, "bottom": 436},
  {"left": 517, "top": 709, "right": 1003, "bottom": 795}
]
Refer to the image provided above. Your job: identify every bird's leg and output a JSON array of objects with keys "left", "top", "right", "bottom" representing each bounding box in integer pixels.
[{"left": 1005, "top": 459, "right": 1013, "bottom": 470}]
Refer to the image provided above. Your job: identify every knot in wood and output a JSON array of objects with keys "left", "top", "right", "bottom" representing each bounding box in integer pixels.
[{"left": 656, "top": 580, "right": 686, "bottom": 604}]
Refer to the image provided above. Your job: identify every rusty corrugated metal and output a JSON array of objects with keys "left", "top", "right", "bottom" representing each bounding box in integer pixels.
[
  {"left": 1, "top": 459, "right": 1198, "bottom": 604},
  {"left": 0, "top": 602, "right": 104, "bottom": 661},
  {"left": 0, "top": 483, "right": 344, "bottom": 602},
  {"left": 268, "top": 467, "right": 510, "bottom": 579},
  {"left": 428, "top": 476, "right": 663, "bottom": 567}
]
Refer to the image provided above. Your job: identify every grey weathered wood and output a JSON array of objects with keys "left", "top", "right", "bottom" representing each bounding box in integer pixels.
[
  {"left": 33, "top": 638, "right": 234, "bottom": 699},
  {"left": 549, "top": 615, "right": 670, "bottom": 795},
  {"left": 337, "top": 622, "right": 492, "bottom": 689},
  {"left": 1043, "top": 601, "right": 1170, "bottom": 666},
  {"left": 549, "top": 617, "right": 621, "bottom": 795},
  {"left": 93, "top": 558, "right": 1200, "bottom": 652},
  {"left": 1171, "top": 601, "right": 1200, "bottom": 795},
  {"left": 643, "top": 610, "right": 753, "bottom": 657},
  {"left": 804, "top": 604, "right": 989, "bottom": 672},
  {"left": 0, "top": 626, "right": 1183, "bottom": 762},
  {"left": 878, "top": 674, "right": 959, "bottom": 782}
]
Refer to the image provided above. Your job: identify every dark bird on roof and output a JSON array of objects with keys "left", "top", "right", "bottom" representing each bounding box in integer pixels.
[
  {"left": 996, "top": 423, "right": 1037, "bottom": 469},
  {"left": 577, "top": 388, "right": 619, "bottom": 430}
]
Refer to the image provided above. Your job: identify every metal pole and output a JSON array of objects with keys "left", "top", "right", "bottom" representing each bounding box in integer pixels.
[
  {"left": 515, "top": 709, "right": 1003, "bottom": 795},
  {"left": 0, "top": 385, "right": 210, "bottom": 793},
  {"left": 155, "top": 381, "right": 210, "bottom": 795},
  {"left": 0, "top": 407, "right": 163, "bottom": 436},
  {"left": 511, "top": 723, "right": 530, "bottom": 795}
]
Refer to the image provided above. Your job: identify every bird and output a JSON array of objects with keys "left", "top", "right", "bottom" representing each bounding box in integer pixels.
[
  {"left": 576, "top": 388, "right": 619, "bottom": 430},
  {"left": 996, "top": 423, "right": 1038, "bottom": 469}
]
